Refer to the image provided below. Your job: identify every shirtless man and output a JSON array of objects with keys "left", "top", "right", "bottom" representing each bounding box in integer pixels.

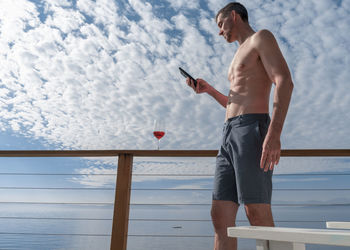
[{"left": 186, "top": 2, "right": 293, "bottom": 250}]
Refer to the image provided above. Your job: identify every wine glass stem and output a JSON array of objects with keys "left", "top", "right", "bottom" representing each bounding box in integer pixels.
[{"left": 157, "top": 139, "right": 160, "bottom": 150}]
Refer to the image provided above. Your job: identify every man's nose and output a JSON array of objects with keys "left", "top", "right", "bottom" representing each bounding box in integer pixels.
[{"left": 218, "top": 29, "right": 223, "bottom": 36}]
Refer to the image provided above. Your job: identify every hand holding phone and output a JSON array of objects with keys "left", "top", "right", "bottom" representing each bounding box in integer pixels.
[{"left": 179, "top": 67, "right": 197, "bottom": 88}]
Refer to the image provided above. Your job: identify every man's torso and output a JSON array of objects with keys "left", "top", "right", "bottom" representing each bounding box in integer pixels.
[{"left": 225, "top": 32, "right": 272, "bottom": 121}]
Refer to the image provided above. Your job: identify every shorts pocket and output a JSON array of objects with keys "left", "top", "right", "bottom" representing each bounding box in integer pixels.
[{"left": 254, "top": 121, "right": 263, "bottom": 141}]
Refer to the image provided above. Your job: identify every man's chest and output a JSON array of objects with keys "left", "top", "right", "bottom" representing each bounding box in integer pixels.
[{"left": 228, "top": 46, "right": 260, "bottom": 79}]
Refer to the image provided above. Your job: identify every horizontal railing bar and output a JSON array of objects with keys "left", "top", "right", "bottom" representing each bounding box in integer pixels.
[
  {"left": 1, "top": 187, "right": 349, "bottom": 191},
  {"left": 0, "top": 187, "right": 115, "bottom": 190},
  {"left": 274, "top": 173, "right": 350, "bottom": 176},
  {"left": 130, "top": 218, "right": 212, "bottom": 222},
  {"left": 0, "top": 216, "right": 111, "bottom": 221},
  {"left": 0, "top": 149, "right": 349, "bottom": 157},
  {"left": 130, "top": 188, "right": 350, "bottom": 191},
  {"left": 0, "top": 173, "right": 348, "bottom": 177},
  {"left": 0, "top": 217, "right": 328, "bottom": 223},
  {"left": 132, "top": 174, "right": 214, "bottom": 176},
  {"left": 129, "top": 219, "right": 328, "bottom": 223},
  {"left": 2, "top": 202, "right": 348, "bottom": 206},
  {"left": 148, "top": 188, "right": 349, "bottom": 191},
  {"left": 274, "top": 189, "right": 350, "bottom": 191},
  {"left": 0, "top": 150, "right": 120, "bottom": 157},
  {"left": 133, "top": 173, "right": 350, "bottom": 176},
  {"left": 0, "top": 201, "right": 113, "bottom": 205},
  {"left": 1, "top": 172, "right": 349, "bottom": 177},
  {"left": 128, "top": 234, "right": 214, "bottom": 238},
  {"left": 131, "top": 188, "right": 212, "bottom": 191},
  {"left": 281, "top": 149, "right": 350, "bottom": 157},
  {"left": 0, "top": 232, "right": 111, "bottom": 237},
  {"left": 0, "top": 173, "right": 115, "bottom": 176},
  {"left": 0, "top": 150, "right": 217, "bottom": 157},
  {"left": 130, "top": 203, "right": 350, "bottom": 206}
]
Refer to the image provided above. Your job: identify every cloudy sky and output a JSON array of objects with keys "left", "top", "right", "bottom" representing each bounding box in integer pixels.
[{"left": 0, "top": 0, "right": 349, "bottom": 152}]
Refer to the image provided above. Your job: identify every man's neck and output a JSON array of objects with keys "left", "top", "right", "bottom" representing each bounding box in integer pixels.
[{"left": 236, "top": 24, "right": 255, "bottom": 45}]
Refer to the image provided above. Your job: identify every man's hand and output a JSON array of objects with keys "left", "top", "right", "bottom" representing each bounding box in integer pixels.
[
  {"left": 186, "top": 77, "right": 228, "bottom": 108},
  {"left": 260, "top": 133, "right": 281, "bottom": 172},
  {"left": 186, "top": 78, "right": 211, "bottom": 94}
]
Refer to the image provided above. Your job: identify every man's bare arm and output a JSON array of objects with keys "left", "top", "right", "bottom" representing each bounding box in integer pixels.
[
  {"left": 255, "top": 30, "right": 294, "bottom": 171},
  {"left": 270, "top": 75, "right": 293, "bottom": 139},
  {"left": 187, "top": 78, "right": 228, "bottom": 108}
]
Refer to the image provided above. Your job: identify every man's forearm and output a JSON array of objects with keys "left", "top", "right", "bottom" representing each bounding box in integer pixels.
[
  {"left": 207, "top": 85, "right": 228, "bottom": 108},
  {"left": 269, "top": 78, "right": 294, "bottom": 137}
]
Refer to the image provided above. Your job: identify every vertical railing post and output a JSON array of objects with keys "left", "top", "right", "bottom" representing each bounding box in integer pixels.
[{"left": 110, "top": 153, "right": 133, "bottom": 250}]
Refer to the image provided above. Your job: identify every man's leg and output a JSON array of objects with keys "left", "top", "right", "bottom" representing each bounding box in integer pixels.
[
  {"left": 211, "top": 200, "right": 239, "bottom": 250},
  {"left": 244, "top": 203, "right": 274, "bottom": 226}
]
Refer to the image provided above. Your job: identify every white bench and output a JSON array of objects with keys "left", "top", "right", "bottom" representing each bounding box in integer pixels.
[
  {"left": 327, "top": 221, "right": 350, "bottom": 230},
  {"left": 227, "top": 226, "right": 350, "bottom": 250}
]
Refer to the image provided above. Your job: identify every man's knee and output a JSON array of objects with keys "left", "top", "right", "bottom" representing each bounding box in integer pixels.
[
  {"left": 211, "top": 201, "right": 238, "bottom": 231},
  {"left": 211, "top": 206, "right": 227, "bottom": 230},
  {"left": 244, "top": 204, "right": 274, "bottom": 226}
]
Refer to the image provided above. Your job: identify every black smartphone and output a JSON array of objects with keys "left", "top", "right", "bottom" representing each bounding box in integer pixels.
[{"left": 179, "top": 67, "right": 197, "bottom": 88}]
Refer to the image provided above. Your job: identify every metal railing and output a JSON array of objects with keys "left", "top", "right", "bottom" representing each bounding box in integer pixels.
[{"left": 0, "top": 149, "right": 349, "bottom": 250}]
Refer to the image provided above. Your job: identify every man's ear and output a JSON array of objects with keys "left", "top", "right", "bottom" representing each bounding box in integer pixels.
[{"left": 230, "top": 10, "right": 236, "bottom": 20}]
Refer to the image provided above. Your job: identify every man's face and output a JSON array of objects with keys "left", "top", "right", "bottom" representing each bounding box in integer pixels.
[{"left": 217, "top": 13, "right": 235, "bottom": 43}]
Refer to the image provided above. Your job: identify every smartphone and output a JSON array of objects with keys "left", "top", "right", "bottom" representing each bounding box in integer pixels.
[{"left": 179, "top": 67, "right": 197, "bottom": 88}]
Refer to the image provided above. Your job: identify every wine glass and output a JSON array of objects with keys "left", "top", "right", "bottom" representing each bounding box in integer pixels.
[{"left": 153, "top": 119, "right": 165, "bottom": 150}]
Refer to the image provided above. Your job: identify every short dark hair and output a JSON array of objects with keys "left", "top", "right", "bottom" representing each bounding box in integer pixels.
[{"left": 215, "top": 2, "right": 248, "bottom": 23}]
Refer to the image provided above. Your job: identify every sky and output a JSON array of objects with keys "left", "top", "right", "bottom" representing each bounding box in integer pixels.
[
  {"left": 0, "top": 0, "right": 350, "bottom": 249},
  {"left": 0, "top": 0, "right": 349, "bottom": 152}
]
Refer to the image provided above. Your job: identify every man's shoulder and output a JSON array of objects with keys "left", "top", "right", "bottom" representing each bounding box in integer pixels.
[
  {"left": 253, "top": 29, "right": 275, "bottom": 42},
  {"left": 251, "top": 29, "right": 277, "bottom": 49}
]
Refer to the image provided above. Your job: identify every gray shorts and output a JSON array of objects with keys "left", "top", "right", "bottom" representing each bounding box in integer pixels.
[{"left": 213, "top": 113, "right": 272, "bottom": 204}]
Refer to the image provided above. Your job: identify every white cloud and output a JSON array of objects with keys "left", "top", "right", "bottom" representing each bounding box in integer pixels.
[
  {"left": 0, "top": 0, "right": 40, "bottom": 42},
  {"left": 166, "top": 0, "right": 200, "bottom": 10},
  {"left": 0, "top": 0, "right": 349, "bottom": 155}
]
